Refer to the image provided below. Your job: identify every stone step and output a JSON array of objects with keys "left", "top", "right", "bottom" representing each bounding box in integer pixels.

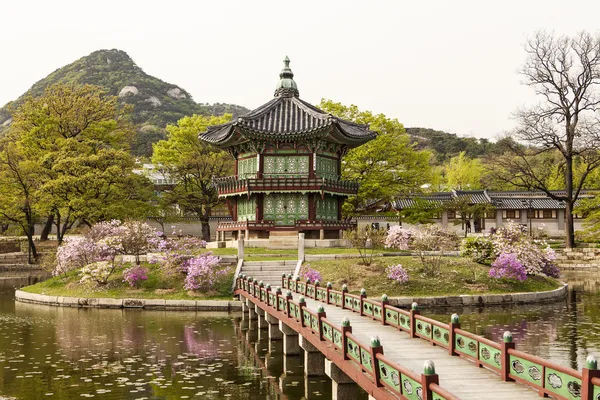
[
  {"left": 241, "top": 265, "right": 296, "bottom": 272},
  {"left": 242, "top": 260, "right": 297, "bottom": 266}
]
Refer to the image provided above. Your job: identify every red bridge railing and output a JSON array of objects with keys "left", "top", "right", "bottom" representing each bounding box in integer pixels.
[
  {"left": 277, "top": 274, "right": 600, "bottom": 400},
  {"left": 237, "top": 275, "right": 460, "bottom": 400}
]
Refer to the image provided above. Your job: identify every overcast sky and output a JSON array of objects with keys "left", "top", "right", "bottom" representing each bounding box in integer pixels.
[{"left": 2, "top": 0, "right": 599, "bottom": 139}]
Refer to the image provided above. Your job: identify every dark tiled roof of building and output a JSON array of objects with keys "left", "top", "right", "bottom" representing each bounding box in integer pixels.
[
  {"left": 200, "top": 57, "right": 376, "bottom": 147},
  {"left": 390, "top": 190, "right": 596, "bottom": 210}
]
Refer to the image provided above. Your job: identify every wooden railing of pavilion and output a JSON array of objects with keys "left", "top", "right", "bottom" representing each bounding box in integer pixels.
[
  {"left": 274, "top": 275, "right": 600, "bottom": 400},
  {"left": 214, "top": 175, "right": 359, "bottom": 196},
  {"left": 237, "top": 275, "right": 461, "bottom": 400}
]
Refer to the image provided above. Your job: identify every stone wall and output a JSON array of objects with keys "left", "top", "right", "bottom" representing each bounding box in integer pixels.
[
  {"left": 0, "top": 241, "right": 20, "bottom": 254},
  {"left": 555, "top": 247, "right": 600, "bottom": 269}
]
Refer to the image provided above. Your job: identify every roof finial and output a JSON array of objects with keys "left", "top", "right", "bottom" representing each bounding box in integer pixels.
[{"left": 274, "top": 56, "right": 299, "bottom": 98}]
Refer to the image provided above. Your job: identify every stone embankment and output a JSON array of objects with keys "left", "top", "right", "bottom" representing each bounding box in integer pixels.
[
  {"left": 15, "top": 290, "right": 241, "bottom": 311},
  {"left": 555, "top": 247, "right": 600, "bottom": 269}
]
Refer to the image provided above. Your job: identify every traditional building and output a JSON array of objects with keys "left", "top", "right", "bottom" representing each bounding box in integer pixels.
[{"left": 200, "top": 57, "right": 376, "bottom": 241}]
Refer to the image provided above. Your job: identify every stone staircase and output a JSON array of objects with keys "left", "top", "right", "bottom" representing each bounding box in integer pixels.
[
  {"left": 0, "top": 252, "right": 32, "bottom": 271},
  {"left": 238, "top": 260, "right": 298, "bottom": 288}
]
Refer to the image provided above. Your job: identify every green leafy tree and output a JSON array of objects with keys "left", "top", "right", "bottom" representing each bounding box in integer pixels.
[
  {"left": 445, "top": 152, "right": 485, "bottom": 190},
  {"left": 152, "top": 114, "right": 233, "bottom": 241},
  {"left": 319, "top": 100, "right": 432, "bottom": 214},
  {"left": 0, "top": 133, "right": 42, "bottom": 261},
  {"left": 8, "top": 83, "right": 153, "bottom": 243}
]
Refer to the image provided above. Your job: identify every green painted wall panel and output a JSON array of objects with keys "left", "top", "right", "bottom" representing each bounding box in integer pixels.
[
  {"left": 264, "top": 156, "right": 309, "bottom": 176},
  {"left": 264, "top": 194, "right": 308, "bottom": 225},
  {"left": 237, "top": 196, "right": 256, "bottom": 221},
  {"left": 316, "top": 195, "right": 338, "bottom": 221},
  {"left": 315, "top": 155, "right": 338, "bottom": 180},
  {"left": 238, "top": 157, "right": 258, "bottom": 179}
]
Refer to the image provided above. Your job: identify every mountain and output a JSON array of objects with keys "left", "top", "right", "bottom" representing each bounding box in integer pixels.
[
  {"left": 0, "top": 49, "right": 248, "bottom": 155},
  {"left": 405, "top": 127, "right": 501, "bottom": 163}
]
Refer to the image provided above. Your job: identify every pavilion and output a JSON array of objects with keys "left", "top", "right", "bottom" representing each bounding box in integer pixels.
[{"left": 200, "top": 57, "right": 376, "bottom": 243}]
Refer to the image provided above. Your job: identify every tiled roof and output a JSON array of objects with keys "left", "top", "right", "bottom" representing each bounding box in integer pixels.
[
  {"left": 454, "top": 190, "right": 490, "bottom": 204},
  {"left": 201, "top": 96, "right": 376, "bottom": 145}
]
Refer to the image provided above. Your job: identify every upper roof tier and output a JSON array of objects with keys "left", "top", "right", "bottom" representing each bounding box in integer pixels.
[{"left": 200, "top": 57, "right": 376, "bottom": 149}]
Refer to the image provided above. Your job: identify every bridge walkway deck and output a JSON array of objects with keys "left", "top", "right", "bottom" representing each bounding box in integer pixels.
[{"left": 300, "top": 296, "right": 539, "bottom": 400}]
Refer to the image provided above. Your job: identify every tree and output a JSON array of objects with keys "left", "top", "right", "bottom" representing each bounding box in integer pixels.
[
  {"left": 490, "top": 31, "right": 600, "bottom": 248},
  {"left": 6, "top": 83, "right": 153, "bottom": 243},
  {"left": 152, "top": 114, "right": 233, "bottom": 241},
  {"left": 319, "top": 100, "right": 432, "bottom": 214},
  {"left": 445, "top": 152, "right": 485, "bottom": 190},
  {"left": 0, "top": 133, "right": 41, "bottom": 261},
  {"left": 445, "top": 196, "right": 495, "bottom": 237}
]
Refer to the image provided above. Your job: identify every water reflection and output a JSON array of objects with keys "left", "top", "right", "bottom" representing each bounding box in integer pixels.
[
  {"left": 0, "top": 273, "right": 330, "bottom": 399},
  {"left": 424, "top": 271, "right": 600, "bottom": 370}
]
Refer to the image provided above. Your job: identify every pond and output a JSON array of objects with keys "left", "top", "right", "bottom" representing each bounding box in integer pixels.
[
  {"left": 0, "top": 271, "right": 598, "bottom": 399},
  {"left": 0, "top": 273, "right": 332, "bottom": 399}
]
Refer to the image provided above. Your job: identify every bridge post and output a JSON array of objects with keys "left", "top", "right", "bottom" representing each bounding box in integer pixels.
[
  {"left": 359, "top": 288, "right": 367, "bottom": 316},
  {"left": 410, "top": 302, "right": 420, "bottom": 338},
  {"left": 421, "top": 360, "right": 439, "bottom": 400},
  {"left": 449, "top": 313, "right": 460, "bottom": 356},
  {"left": 325, "top": 359, "right": 364, "bottom": 400},
  {"left": 381, "top": 294, "right": 389, "bottom": 325},
  {"left": 255, "top": 304, "right": 268, "bottom": 329},
  {"left": 326, "top": 282, "right": 332, "bottom": 305},
  {"left": 299, "top": 334, "right": 325, "bottom": 376},
  {"left": 501, "top": 331, "right": 515, "bottom": 382},
  {"left": 246, "top": 298, "right": 258, "bottom": 320},
  {"left": 279, "top": 320, "right": 301, "bottom": 355},
  {"left": 370, "top": 336, "right": 384, "bottom": 387},
  {"left": 341, "top": 317, "right": 352, "bottom": 360},
  {"left": 341, "top": 284, "right": 348, "bottom": 309},
  {"left": 582, "top": 355, "right": 600, "bottom": 400},
  {"left": 264, "top": 312, "right": 282, "bottom": 340}
]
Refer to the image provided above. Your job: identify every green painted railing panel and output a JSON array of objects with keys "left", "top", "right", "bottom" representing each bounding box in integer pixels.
[
  {"left": 347, "top": 337, "right": 361, "bottom": 364},
  {"left": 508, "top": 355, "right": 543, "bottom": 387},
  {"left": 278, "top": 297, "right": 285, "bottom": 312},
  {"left": 385, "top": 309, "right": 399, "bottom": 325},
  {"left": 268, "top": 293, "right": 275, "bottom": 306},
  {"left": 322, "top": 321, "right": 333, "bottom": 342},
  {"left": 432, "top": 326, "right": 450, "bottom": 347},
  {"left": 303, "top": 310, "right": 311, "bottom": 327},
  {"left": 400, "top": 374, "right": 423, "bottom": 400},
  {"left": 593, "top": 384, "right": 600, "bottom": 399},
  {"left": 311, "top": 314, "right": 319, "bottom": 333},
  {"left": 399, "top": 313, "right": 411, "bottom": 331},
  {"left": 544, "top": 367, "right": 581, "bottom": 400},
  {"left": 479, "top": 343, "right": 502, "bottom": 369},
  {"left": 316, "top": 288, "right": 327, "bottom": 302},
  {"left": 282, "top": 279, "right": 288, "bottom": 289},
  {"left": 372, "top": 304, "right": 383, "bottom": 320},
  {"left": 290, "top": 281, "right": 296, "bottom": 292},
  {"left": 288, "top": 303, "right": 296, "bottom": 318},
  {"left": 363, "top": 302, "right": 374, "bottom": 316},
  {"left": 455, "top": 333, "right": 478, "bottom": 358},
  {"left": 415, "top": 320, "right": 432, "bottom": 338},
  {"left": 352, "top": 297, "right": 361, "bottom": 312},
  {"left": 333, "top": 329, "right": 343, "bottom": 350},
  {"left": 378, "top": 359, "right": 401, "bottom": 393},
  {"left": 329, "top": 292, "right": 343, "bottom": 306},
  {"left": 360, "top": 347, "right": 373, "bottom": 372},
  {"left": 297, "top": 282, "right": 306, "bottom": 293}
]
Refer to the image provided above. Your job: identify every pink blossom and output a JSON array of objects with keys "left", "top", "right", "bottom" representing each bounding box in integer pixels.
[{"left": 386, "top": 264, "right": 409, "bottom": 284}]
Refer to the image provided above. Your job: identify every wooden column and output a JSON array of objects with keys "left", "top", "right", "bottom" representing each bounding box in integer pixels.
[
  {"left": 337, "top": 197, "right": 343, "bottom": 221},
  {"left": 308, "top": 194, "right": 316, "bottom": 222},
  {"left": 256, "top": 194, "right": 264, "bottom": 221},
  {"left": 309, "top": 153, "right": 315, "bottom": 178},
  {"left": 233, "top": 198, "right": 238, "bottom": 222}
]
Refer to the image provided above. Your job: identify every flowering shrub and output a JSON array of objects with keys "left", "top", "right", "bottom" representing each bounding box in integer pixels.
[
  {"left": 183, "top": 253, "right": 227, "bottom": 291},
  {"left": 123, "top": 265, "right": 149, "bottom": 288},
  {"left": 119, "top": 221, "right": 160, "bottom": 264},
  {"left": 410, "top": 225, "right": 460, "bottom": 276},
  {"left": 301, "top": 265, "right": 322, "bottom": 282},
  {"left": 384, "top": 226, "right": 411, "bottom": 250},
  {"left": 80, "top": 261, "right": 115, "bottom": 285},
  {"left": 460, "top": 236, "right": 494, "bottom": 264},
  {"left": 492, "top": 222, "right": 559, "bottom": 277},
  {"left": 155, "top": 236, "right": 208, "bottom": 278},
  {"left": 55, "top": 237, "right": 98, "bottom": 278},
  {"left": 386, "top": 264, "right": 409, "bottom": 284},
  {"left": 489, "top": 253, "right": 527, "bottom": 281}
]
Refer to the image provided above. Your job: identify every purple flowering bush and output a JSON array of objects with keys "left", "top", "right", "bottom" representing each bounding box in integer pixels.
[
  {"left": 301, "top": 265, "right": 322, "bottom": 282},
  {"left": 491, "top": 222, "right": 559, "bottom": 278},
  {"left": 489, "top": 253, "right": 527, "bottom": 281},
  {"left": 123, "top": 265, "right": 149, "bottom": 288},
  {"left": 183, "top": 253, "right": 228, "bottom": 292},
  {"left": 386, "top": 264, "right": 409, "bottom": 284}
]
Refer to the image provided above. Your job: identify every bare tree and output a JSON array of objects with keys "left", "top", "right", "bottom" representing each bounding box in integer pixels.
[{"left": 491, "top": 31, "right": 600, "bottom": 248}]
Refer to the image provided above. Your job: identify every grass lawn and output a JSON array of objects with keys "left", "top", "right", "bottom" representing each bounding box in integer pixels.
[
  {"left": 308, "top": 256, "right": 561, "bottom": 298},
  {"left": 21, "top": 263, "right": 234, "bottom": 300}
]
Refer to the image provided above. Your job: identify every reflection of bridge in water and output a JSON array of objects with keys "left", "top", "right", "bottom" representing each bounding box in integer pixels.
[
  {"left": 237, "top": 275, "right": 600, "bottom": 400},
  {"left": 235, "top": 315, "right": 335, "bottom": 399}
]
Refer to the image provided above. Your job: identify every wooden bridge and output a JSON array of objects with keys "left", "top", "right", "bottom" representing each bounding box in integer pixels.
[{"left": 235, "top": 275, "right": 600, "bottom": 400}]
